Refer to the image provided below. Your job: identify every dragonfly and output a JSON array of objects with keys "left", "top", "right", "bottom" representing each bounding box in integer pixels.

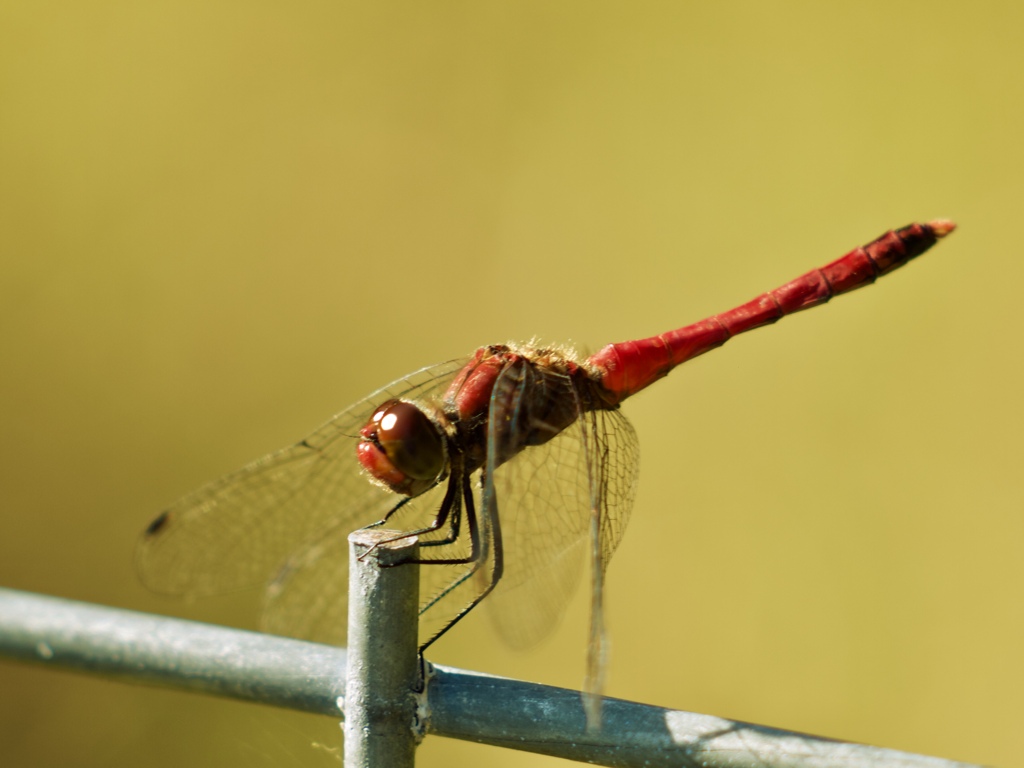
[{"left": 138, "top": 219, "right": 955, "bottom": 719}]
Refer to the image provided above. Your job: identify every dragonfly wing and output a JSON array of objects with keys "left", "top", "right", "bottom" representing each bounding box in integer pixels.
[
  {"left": 481, "top": 361, "right": 640, "bottom": 650},
  {"left": 580, "top": 406, "right": 639, "bottom": 572},
  {"left": 261, "top": 512, "right": 353, "bottom": 646},
  {"left": 261, "top": 478, "right": 454, "bottom": 646},
  {"left": 485, "top": 420, "right": 588, "bottom": 648},
  {"left": 136, "top": 359, "right": 469, "bottom": 602},
  {"left": 577, "top": 405, "right": 639, "bottom": 725}
]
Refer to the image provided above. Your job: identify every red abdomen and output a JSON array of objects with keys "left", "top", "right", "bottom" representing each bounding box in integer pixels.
[{"left": 589, "top": 220, "right": 955, "bottom": 405}]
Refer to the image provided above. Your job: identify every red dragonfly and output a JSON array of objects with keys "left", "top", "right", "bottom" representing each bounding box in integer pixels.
[{"left": 139, "top": 220, "right": 955, "bottom": 712}]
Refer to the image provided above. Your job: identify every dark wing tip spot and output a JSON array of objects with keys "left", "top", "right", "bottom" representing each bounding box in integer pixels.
[{"left": 145, "top": 510, "right": 173, "bottom": 537}]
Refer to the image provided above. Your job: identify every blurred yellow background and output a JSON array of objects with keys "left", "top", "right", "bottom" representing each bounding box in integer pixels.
[{"left": 1, "top": 2, "right": 1020, "bottom": 766}]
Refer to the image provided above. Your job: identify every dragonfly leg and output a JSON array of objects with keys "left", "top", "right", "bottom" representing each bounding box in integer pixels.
[
  {"left": 364, "top": 495, "right": 413, "bottom": 529},
  {"left": 418, "top": 470, "right": 504, "bottom": 651},
  {"left": 406, "top": 472, "right": 479, "bottom": 566},
  {"left": 383, "top": 472, "right": 478, "bottom": 565},
  {"left": 418, "top": 482, "right": 463, "bottom": 549},
  {"left": 360, "top": 471, "right": 463, "bottom": 561}
]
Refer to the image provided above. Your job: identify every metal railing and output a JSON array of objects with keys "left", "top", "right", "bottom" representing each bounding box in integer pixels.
[{"left": 0, "top": 531, "right": 986, "bottom": 768}]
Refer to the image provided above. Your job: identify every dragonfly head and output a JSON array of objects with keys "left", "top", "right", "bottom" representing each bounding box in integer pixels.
[{"left": 357, "top": 399, "right": 448, "bottom": 496}]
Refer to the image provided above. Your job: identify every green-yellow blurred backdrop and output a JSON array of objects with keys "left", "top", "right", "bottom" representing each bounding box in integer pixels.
[{"left": 1, "top": 2, "right": 1020, "bottom": 766}]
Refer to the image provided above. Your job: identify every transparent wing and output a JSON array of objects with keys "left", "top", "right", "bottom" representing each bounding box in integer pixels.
[
  {"left": 260, "top": 478, "right": 457, "bottom": 646},
  {"left": 582, "top": 406, "right": 639, "bottom": 571},
  {"left": 266, "top": 455, "right": 489, "bottom": 649},
  {"left": 485, "top": 420, "right": 589, "bottom": 649},
  {"left": 482, "top": 361, "right": 640, "bottom": 649},
  {"left": 578, "top": 404, "right": 639, "bottom": 725},
  {"left": 136, "top": 359, "right": 469, "bottom": 603}
]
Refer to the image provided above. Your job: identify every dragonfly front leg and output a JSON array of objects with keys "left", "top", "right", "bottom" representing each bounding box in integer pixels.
[
  {"left": 361, "top": 470, "right": 466, "bottom": 561},
  {"left": 365, "top": 496, "right": 413, "bottom": 529},
  {"left": 407, "top": 472, "right": 479, "bottom": 566}
]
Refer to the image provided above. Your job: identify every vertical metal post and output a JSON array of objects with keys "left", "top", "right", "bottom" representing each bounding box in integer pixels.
[{"left": 344, "top": 530, "right": 421, "bottom": 768}]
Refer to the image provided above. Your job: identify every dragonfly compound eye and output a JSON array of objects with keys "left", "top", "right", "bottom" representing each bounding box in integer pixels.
[{"left": 356, "top": 399, "right": 447, "bottom": 496}]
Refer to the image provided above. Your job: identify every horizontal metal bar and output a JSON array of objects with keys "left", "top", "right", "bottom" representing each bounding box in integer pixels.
[
  {"left": 0, "top": 588, "right": 982, "bottom": 768},
  {"left": 0, "top": 586, "right": 346, "bottom": 715},
  {"left": 427, "top": 665, "right": 983, "bottom": 768}
]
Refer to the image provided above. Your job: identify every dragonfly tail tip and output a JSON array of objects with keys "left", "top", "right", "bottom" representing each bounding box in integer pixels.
[{"left": 927, "top": 219, "right": 957, "bottom": 237}]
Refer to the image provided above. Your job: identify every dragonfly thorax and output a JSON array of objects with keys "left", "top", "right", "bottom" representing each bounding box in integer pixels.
[{"left": 356, "top": 398, "right": 449, "bottom": 496}]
